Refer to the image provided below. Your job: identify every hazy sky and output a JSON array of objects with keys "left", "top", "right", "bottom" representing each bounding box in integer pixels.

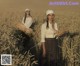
[{"left": 0, "top": 0, "right": 80, "bottom": 15}]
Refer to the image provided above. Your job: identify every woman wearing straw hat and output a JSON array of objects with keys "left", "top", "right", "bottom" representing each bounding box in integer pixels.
[{"left": 40, "top": 10, "right": 61, "bottom": 66}]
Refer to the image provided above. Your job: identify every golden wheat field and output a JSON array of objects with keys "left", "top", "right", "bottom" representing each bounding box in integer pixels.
[
  {"left": 0, "top": 0, "right": 80, "bottom": 66},
  {"left": 0, "top": 11, "right": 80, "bottom": 66}
]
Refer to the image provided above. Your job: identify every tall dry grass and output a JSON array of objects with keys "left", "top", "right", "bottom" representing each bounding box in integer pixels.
[{"left": 0, "top": 11, "right": 80, "bottom": 66}]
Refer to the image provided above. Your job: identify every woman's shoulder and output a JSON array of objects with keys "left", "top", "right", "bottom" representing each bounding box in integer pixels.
[
  {"left": 42, "top": 22, "right": 46, "bottom": 26},
  {"left": 41, "top": 22, "right": 46, "bottom": 28}
]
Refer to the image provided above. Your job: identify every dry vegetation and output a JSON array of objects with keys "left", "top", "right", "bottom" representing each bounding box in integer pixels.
[{"left": 0, "top": 11, "right": 80, "bottom": 66}]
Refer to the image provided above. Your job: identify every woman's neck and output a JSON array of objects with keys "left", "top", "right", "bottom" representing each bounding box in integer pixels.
[
  {"left": 26, "top": 15, "right": 30, "bottom": 17},
  {"left": 48, "top": 20, "right": 54, "bottom": 24}
]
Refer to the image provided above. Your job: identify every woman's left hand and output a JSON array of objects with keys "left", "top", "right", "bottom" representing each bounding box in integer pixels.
[{"left": 55, "top": 29, "right": 68, "bottom": 37}]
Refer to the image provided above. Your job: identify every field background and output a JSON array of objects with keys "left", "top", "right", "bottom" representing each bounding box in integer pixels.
[{"left": 0, "top": 0, "right": 80, "bottom": 66}]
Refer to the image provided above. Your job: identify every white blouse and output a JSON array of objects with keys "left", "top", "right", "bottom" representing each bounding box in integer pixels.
[
  {"left": 22, "top": 17, "right": 33, "bottom": 28},
  {"left": 41, "top": 22, "right": 58, "bottom": 42}
]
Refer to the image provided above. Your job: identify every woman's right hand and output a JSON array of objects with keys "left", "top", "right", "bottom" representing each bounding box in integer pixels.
[
  {"left": 43, "top": 48, "right": 46, "bottom": 57},
  {"left": 42, "top": 42, "right": 46, "bottom": 57}
]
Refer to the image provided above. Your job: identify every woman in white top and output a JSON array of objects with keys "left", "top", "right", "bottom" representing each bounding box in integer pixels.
[
  {"left": 22, "top": 9, "right": 35, "bottom": 52},
  {"left": 22, "top": 8, "right": 33, "bottom": 34},
  {"left": 40, "top": 10, "right": 60, "bottom": 66},
  {"left": 22, "top": 9, "right": 33, "bottom": 28},
  {"left": 16, "top": 9, "right": 34, "bottom": 53}
]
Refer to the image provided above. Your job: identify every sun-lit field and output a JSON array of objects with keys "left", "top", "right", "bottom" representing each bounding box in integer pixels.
[
  {"left": 0, "top": 12, "right": 80, "bottom": 66},
  {"left": 0, "top": 11, "right": 80, "bottom": 66}
]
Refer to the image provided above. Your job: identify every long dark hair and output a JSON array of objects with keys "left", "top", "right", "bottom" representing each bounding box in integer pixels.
[
  {"left": 24, "top": 12, "right": 31, "bottom": 23},
  {"left": 46, "top": 16, "right": 55, "bottom": 29},
  {"left": 46, "top": 17, "right": 49, "bottom": 29}
]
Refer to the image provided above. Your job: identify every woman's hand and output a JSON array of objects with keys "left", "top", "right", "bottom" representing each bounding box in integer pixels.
[
  {"left": 39, "top": 42, "right": 46, "bottom": 57},
  {"left": 42, "top": 47, "right": 46, "bottom": 57},
  {"left": 41, "top": 42, "right": 46, "bottom": 57},
  {"left": 55, "top": 29, "right": 68, "bottom": 37}
]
